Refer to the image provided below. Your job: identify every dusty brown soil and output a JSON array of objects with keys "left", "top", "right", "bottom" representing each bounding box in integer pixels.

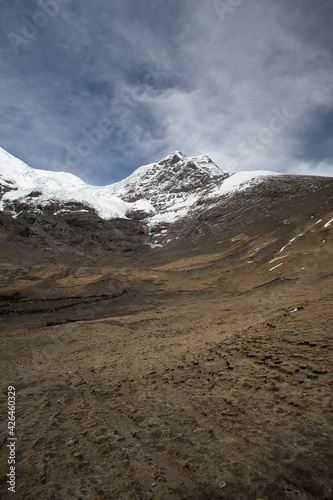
[{"left": 1, "top": 206, "right": 333, "bottom": 500}]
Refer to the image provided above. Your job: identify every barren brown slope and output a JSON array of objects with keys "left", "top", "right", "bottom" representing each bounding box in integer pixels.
[{"left": 0, "top": 174, "right": 332, "bottom": 500}]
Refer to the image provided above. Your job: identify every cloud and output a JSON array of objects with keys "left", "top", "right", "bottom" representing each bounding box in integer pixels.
[{"left": 0, "top": 0, "right": 332, "bottom": 184}]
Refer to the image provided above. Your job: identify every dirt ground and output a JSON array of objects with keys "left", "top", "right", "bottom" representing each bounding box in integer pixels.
[{"left": 0, "top": 214, "right": 333, "bottom": 500}]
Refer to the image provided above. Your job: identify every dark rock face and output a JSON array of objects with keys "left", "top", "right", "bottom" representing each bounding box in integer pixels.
[
  {"left": 0, "top": 202, "right": 149, "bottom": 266},
  {"left": 122, "top": 153, "right": 229, "bottom": 204},
  {"left": 0, "top": 183, "right": 17, "bottom": 199}
]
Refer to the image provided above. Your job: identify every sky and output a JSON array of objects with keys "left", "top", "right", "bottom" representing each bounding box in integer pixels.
[{"left": 0, "top": 0, "right": 332, "bottom": 185}]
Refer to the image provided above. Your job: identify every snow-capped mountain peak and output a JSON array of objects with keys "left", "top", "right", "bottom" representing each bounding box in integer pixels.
[
  {"left": 0, "top": 147, "right": 278, "bottom": 228},
  {"left": 110, "top": 151, "right": 229, "bottom": 202}
]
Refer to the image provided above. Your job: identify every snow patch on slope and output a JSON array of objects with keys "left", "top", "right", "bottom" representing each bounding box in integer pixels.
[{"left": 209, "top": 170, "right": 279, "bottom": 199}]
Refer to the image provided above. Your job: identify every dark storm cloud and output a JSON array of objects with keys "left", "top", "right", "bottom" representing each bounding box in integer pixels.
[
  {"left": 0, "top": 0, "right": 332, "bottom": 184},
  {"left": 294, "top": 105, "right": 333, "bottom": 162}
]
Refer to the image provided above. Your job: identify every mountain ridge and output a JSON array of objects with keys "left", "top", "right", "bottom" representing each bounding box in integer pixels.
[
  {"left": 0, "top": 147, "right": 280, "bottom": 226},
  {"left": 0, "top": 145, "right": 332, "bottom": 262}
]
